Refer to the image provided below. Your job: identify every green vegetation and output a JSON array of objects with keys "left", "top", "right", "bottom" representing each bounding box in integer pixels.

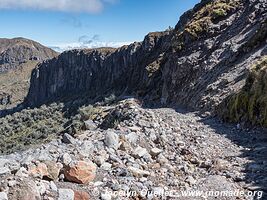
[
  {"left": 221, "top": 56, "right": 267, "bottom": 126},
  {"left": 146, "top": 60, "right": 161, "bottom": 77},
  {"left": 0, "top": 103, "right": 67, "bottom": 154},
  {"left": 184, "top": 0, "right": 240, "bottom": 38},
  {"left": 78, "top": 105, "right": 106, "bottom": 121}
]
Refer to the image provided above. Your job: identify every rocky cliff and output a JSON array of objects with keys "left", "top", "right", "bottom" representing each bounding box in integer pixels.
[{"left": 26, "top": 0, "right": 267, "bottom": 117}]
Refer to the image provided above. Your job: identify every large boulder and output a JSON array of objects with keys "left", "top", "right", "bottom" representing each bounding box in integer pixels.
[{"left": 64, "top": 161, "right": 97, "bottom": 184}]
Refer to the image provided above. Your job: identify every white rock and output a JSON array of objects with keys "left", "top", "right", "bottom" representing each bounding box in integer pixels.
[
  {"left": 15, "top": 167, "right": 29, "bottom": 177},
  {"left": 36, "top": 180, "right": 50, "bottom": 196},
  {"left": 84, "top": 120, "right": 97, "bottom": 130},
  {"left": 8, "top": 180, "right": 17, "bottom": 187},
  {"left": 104, "top": 131, "right": 120, "bottom": 149},
  {"left": 0, "top": 159, "right": 9, "bottom": 168},
  {"left": 186, "top": 176, "right": 196, "bottom": 185},
  {"left": 125, "top": 132, "right": 139, "bottom": 144},
  {"left": 101, "top": 192, "right": 112, "bottom": 200},
  {"left": 128, "top": 166, "right": 150, "bottom": 177},
  {"left": 150, "top": 148, "right": 163, "bottom": 156},
  {"left": 50, "top": 181, "right": 58, "bottom": 192},
  {"left": 58, "top": 189, "right": 74, "bottom": 200},
  {"left": 0, "top": 192, "right": 8, "bottom": 200},
  {"left": 100, "top": 162, "right": 112, "bottom": 171},
  {"left": 60, "top": 153, "right": 72, "bottom": 166},
  {"left": 78, "top": 141, "right": 94, "bottom": 157},
  {"left": 0, "top": 167, "right": 10, "bottom": 175},
  {"left": 132, "top": 146, "right": 148, "bottom": 158}
]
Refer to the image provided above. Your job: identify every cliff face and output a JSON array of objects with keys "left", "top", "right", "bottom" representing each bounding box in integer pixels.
[
  {"left": 0, "top": 37, "right": 58, "bottom": 73},
  {"left": 26, "top": 0, "right": 267, "bottom": 114},
  {"left": 27, "top": 32, "right": 171, "bottom": 105}
]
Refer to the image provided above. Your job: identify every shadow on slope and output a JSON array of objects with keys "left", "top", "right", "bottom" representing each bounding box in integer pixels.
[{"left": 199, "top": 116, "right": 267, "bottom": 198}]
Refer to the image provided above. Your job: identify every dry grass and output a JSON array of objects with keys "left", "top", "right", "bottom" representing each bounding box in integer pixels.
[{"left": 0, "top": 61, "right": 38, "bottom": 108}]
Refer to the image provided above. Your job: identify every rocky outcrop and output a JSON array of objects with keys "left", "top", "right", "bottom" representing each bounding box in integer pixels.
[
  {"left": 26, "top": 32, "right": 170, "bottom": 106},
  {"left": 0, "top": 37, "right": 58, "bottom": 73},
  {"left": 26, "top": 0, "right": 267, "bottom": 114}
]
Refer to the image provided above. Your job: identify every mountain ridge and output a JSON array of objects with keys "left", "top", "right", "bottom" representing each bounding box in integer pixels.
[
  {"left": 26, "top": 0, "right": 267, "bottom": 121},
  {"left": 0, "top": 37, "right": 58, "bottom": 73}
]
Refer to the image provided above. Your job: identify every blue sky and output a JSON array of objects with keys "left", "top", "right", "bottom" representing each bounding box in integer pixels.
[{"left": 0, "top": 0, "right": 199, "bottom": 49}]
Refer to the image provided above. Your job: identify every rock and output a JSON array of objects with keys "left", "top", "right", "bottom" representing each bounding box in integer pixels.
[
  {"left": 78, "top": 141, "right": 94, "bottom": 157},
  {"left": 64, "top": 161, "right": 97, "bottom": 184},
  {"left": 185, "top": 176, "right": 196, "bottom": 185},
  {"left": 8, "top": 179, "right": 41, "bottom": 200},
  {"left": 58, "top": 189, "right": 74, "bottom": 200},
  {"left": 84, "top": 120, "right": 97, "bottom": 130},
  {"left": 0, "top": 159, "right": 9, "bottom": 167},
  {"left": 127, "top": 166, "right": 150, "bottom": 177},
  {"left": 150, "top": 148, "right": 163, "bottom": 156},
  {"left": 50, "top": 181, "right": 57, "bottom": 192},
  {"left": 101, "top": 192, "right": 112, "bottom": 200},
  {"left": 74, "top": 190, "right": 90, "bottom": 200},
  {"left": 62, "top": 133, "right": 76, "bottom": 144},
  {"left": 94, "top": 151, "right": 109, "bottom": 166},
  {"left": 0, "top": 167, "right": 10, "bottom": 175},
  {"left": 104, "top": 131, "right": 120, "bottom": 149},
  {"left": 125, "top": 132, "right": 139, "bottom": 144},
  {"left": 36, "top": 180, "right": 50, "bottom": 196},
  {"left": 100, "top": 162, "right": 112, "bottom": 171},
  {"left": 132, "top": 146, "right": 148, "bottom": 158},
  {"left": 28, "top": 162, "right": 48, "bottom": 179},
  {"left": 59, "top": 174, "right": 65, "bottom": 182},
  {"left": 0, "top": 192, "right": 8, "bottom": 200},
  {"left": 60, "top": 153, "right": 72, "bottom": 166},
  {"left": 44, "top": 161, "right": 62, "bottom": 180},
  {"left": 8, "top": 180, "right": 17, "bottom": 187},
  {"left": 15, "top": 167, "right": 29, "bottom": 177}
]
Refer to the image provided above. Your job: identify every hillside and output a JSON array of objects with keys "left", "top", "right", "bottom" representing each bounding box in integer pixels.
[
  {"left": 0, "top": 38, "right": 58, "bottom": 109},
  {"left": 0, "top": 0, "right": 266, "bottom": 199},
  {"left": 0, "top": 37, "right": 58, "bottom": 73},
  {"left": 26, "top": 0, "right": 266, "bottom": 119}
]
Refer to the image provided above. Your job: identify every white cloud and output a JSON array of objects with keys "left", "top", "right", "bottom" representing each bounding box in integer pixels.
[
  {"left": 0, "top": 0, "right": 114, "bottom": 13},
  {"left": 49, "top": 41, "right": 132, "bottom": 52}
]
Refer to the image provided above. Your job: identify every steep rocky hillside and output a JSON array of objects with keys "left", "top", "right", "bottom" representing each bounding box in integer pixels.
[
  {"left": 0, "top": 37, "right": 58, "bottom": 73},
  {"left": 26, "top": 0, "right": 266, "bottom": 118},
  {"left": 0, "top": 38, "right": 58, "bottom": 109}
]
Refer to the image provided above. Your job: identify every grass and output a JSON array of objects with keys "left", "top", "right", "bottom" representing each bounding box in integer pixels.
[
  {"left": 184, "top": 0, "right": 240, "bottom": 38},
  {"left": 221, "top": 56, "right": 267, "bottom": 126},
  {"left": 0, "top": 61, "right": 38, "bottom": 109}
]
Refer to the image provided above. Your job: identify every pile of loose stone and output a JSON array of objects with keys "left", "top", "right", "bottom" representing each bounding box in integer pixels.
[{"left": 0, "top": 98, "right": 266, "bottom": 200}]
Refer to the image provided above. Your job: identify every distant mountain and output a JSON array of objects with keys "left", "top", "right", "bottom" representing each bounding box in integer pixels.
[
  {"left": 0, "top": 37, "right": 58, "bottom": 108},
  {"left": 50, "top": 41, "right": 131, "bottom": 53},
  {"left": 0, "top": 37, "right": 58, "bottom": 73}
]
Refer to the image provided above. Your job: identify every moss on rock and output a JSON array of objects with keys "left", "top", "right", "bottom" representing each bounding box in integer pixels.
[{"left": 221, "top": 56, "right": 267, "bottom": 127}]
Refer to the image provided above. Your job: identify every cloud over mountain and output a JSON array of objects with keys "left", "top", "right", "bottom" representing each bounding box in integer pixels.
[{"left": 0, "top": 0, "right": 115, "bottom": 13}]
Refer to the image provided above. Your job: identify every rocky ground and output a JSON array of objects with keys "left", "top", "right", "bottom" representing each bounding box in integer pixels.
[{"left": 0, "top": 98, "right": 266, "bottom": 200}]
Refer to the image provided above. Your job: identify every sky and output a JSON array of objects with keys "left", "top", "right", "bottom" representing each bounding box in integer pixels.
[{"left": 0, "top": 0, "right": 200, "bottom": 51}]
